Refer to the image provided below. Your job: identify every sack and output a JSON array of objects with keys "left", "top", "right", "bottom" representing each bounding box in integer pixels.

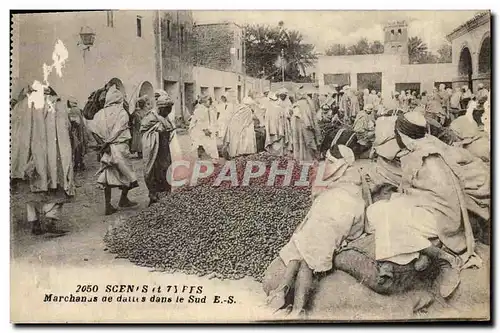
[
  {"left": 262, "top": 234, "right": 439, "bottom": 297},
  {"left": 83, "top": 87, "right": 107, "bottom": 120}
]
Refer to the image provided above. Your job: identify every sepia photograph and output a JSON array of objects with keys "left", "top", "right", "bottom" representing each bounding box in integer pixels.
[{"left": 9, "top": 9, "right": 491, "bottom": 323}]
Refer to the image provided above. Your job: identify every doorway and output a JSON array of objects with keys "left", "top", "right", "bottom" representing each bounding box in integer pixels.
[
  {"left": 356, "top": 72, "right": 382, "bottom": 93},
  {"left": 458, "top": 47, "right": 473, "bottom": 90},
  {"left": 164, "top": 80, "right": 179, "bottom": 115},
  {"left": 184, "top": 82, "right": 195, "bottom": 114}
]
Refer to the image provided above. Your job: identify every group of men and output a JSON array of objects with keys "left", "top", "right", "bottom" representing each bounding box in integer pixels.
[
  {"left": 265, "top": 101, "right": 490, "bottom": 317},
  {"left": 11, "top": 81, "right": 178, "bottom": 234}
]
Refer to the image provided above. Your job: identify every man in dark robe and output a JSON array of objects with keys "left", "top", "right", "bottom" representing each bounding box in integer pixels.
[
  {"left": 141, "top": 94, "right": 175, "bottom": 206},
  {"left": 67, "top": 97, "right": 88, "bottom": 172}
]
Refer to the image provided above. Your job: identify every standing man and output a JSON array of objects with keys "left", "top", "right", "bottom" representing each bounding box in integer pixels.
[
  {"left": 89, "top": 86, "right": 138, "bottom": 215},
  {"left": 141, "top": 94, "right": 175, "bottom": 206},
  {"left": 339, "top": 86, "right": 352, "bottom": 123},
  {"left": 215, "top": 95, "right": 233, "bottom": 143},
  {"left": 130, "top": 96, "right": 149, "bottom": 159},
  {"left": 11, "top": 85, "right": 75, "bottom": 234},
  {"left": 189, "top": 95, "right": 219, "bottom": 160},
  {"left": 290, "top": 91, "right": 320, "bottom": 161},
  {"left": 265, "top": 92, "right": 287, "bottom": 156},
  {"left": 222, "top": 97, "right": 258, "bottom": 158},
  {"left": 67, "top": 96, "right": 88, "bottom": 172},
  {"left": 476, "top": 83, "right": 489, "bottom": 101}
]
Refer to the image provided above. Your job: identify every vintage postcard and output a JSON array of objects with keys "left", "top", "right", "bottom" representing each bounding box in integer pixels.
[{"left": 10, "top": 10, "right": 491, "bottom": 323}]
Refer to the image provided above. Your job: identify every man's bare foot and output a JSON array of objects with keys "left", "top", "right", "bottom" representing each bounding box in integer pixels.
[{"left": 266, "top": 285, "right": 288, "bottom": 311}]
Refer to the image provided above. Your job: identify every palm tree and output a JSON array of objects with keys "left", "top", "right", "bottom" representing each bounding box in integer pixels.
[{"left": 408, "top": 36, "right": 428, "bottom": 63}]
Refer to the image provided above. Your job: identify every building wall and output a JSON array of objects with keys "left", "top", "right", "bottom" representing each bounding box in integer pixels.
[
  {"left": 312, "top": 54, "right": 454, "bottom": 100},
  {"left": 192, "top": 66, "right": 269, "bottom": 104},
  {"left": 450, "top": 17, "right": 490, "bottom": 91},
  {"left": 192, "top": 23, "right": 243, "bottom": 74},
  {"left": 156, "top": 10, "right": 194, "bottom": 116},
  {"left": 14, "top": 11, "right": 157, "bottom": 108}
]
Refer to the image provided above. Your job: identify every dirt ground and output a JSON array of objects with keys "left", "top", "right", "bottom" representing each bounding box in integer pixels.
[{"left": 10, "top": 133, "right": 490, "bottom": 323}]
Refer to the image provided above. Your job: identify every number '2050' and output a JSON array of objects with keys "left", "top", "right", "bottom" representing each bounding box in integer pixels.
[{"left": 76, "top": 285, "right": 99, "bottom": 293}]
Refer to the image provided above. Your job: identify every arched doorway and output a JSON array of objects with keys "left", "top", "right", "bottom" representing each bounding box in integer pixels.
[
  {"left": 458, "top": 47, "right": 473, "bottom": 90},
  {"left": 138, "top": 81, "right": 154, "bottom": 100},
  {"left": 478, "top": 36, "right": 491, "bottom": 75}
]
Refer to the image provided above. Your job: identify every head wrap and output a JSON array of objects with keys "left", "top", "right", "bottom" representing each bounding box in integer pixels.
[
  {"left": 68, "top": 96, "right": 78, "bottom": 107},
  {"left": 156, "top": 93, "right": 174, "bottom": 107},
  {"left": 395, "top": 111, "right": 427, "bottom": 140},
  {"left": 105, "top": 86, "right": 124, "bottom": 107},
  {"left": 154, "top": 89, "right": 168, "bottom": 101},
  {"left": 394, "top": 91, "right": 400, "bottom": 96},
  {"left": 199, "top": 94, "right": 210, "bottom": 103},
  {"left": 277, "top": 87, "right": 288, "bottom": 96},
  {"left": 242, "top": 96, "right": 255, "bottom": 105},
  {"left": 478, "top": 83, "right": 484, "bottom": 89},
  {"left": 326, "top": 144, "right": 355, "bottom": 166},
  {"left": 268, "top": 92, "right": 278, "bottom": 101},
  {"left": 364, "top": 103, "right": 374, "bottom": 111},
  {"left": 371, "top": 90, "right": 376, "bottom": 94}
]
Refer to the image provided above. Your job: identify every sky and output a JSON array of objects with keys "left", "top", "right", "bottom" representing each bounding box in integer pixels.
[{"left": 193, "top": 10, "right": 482, "bottom": 53}]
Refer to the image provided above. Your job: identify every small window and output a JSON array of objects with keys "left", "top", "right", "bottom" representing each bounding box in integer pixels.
[
  {"left": 180, "top": 25, "right": 185, "bottom": 43},
  {"left": 107, "top": 11, "right": 114, "bottom": 27},
  {"left": 167, "top": 20, "right": 171, "bottom": 40},
  {"left": 237, "top": 49, "right": 240, "bottom": 60},
  {"left": 136, "top": 16, "right": 142, "bottom": 37},
  {"left": 398, "top": 28, "right": 402, "bottom": 35},
  {"left": 391, "top": 29, "right": 394, "bottom": 35}
]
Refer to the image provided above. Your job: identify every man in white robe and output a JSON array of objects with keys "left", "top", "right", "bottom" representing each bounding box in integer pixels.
[
  {"left": 89, "top": 87, "right": 139, "bottom": 215},
  {"left": 264, "top": 92, "right": 286, "bottom": 156},
  {"left": 367, "top": 112, "right": 480, "bottom": 299},
  {"left": 11, "top": 85, "right": 75, "bottom": 234},
  {"left": 222, "top": 97, "right": 257, "bottom": 158},
  {"left": 189, "top": 95, "right": 219, "bottom": 160}
]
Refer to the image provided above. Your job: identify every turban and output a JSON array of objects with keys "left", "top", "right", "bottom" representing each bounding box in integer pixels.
[
  {"left": 277, "top": 87, "right": 288, "bottom": 96},
  {"left": 68, "top": 96, "right": 78, "bottom": 107},
  {"left": 199, "top": 94, "right": 210, "bottom": 103},
  {"left": 364, "top": 104, "right": 374, "bottom": 111},
  {"left": 154, "top": 89, "right": 168, "bottom": 101},
  {"left": 156, "top": 93, "right": 174, "bottom": 107},
  {"left": 327, "top": 144, "right": 355, "bottom": 166},
  {"left": 395, "top": 111, "right": 427, "bottom": 140},
  {"left": 478, "top": 83, "right": 484, "bottom": 89},
  {"left": 242, "top": 96, "right": 255, "bottom": 105},
  {"left": 268, "top": 92, "right": 278, "bottom": 101}
]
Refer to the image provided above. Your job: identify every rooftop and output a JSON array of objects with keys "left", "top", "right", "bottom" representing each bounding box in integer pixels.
[
  {"left": 193, "top": 21, "right": 243, "bottom": 29},
  {"left": 446, "top": 11, "right": 490, "bottom": 41}
]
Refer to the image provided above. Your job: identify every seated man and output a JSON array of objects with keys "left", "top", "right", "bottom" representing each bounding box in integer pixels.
[
  {"left": 266, "top": 144, "right": 368, "bottom": 318},
  {"left": 449, "top": 100, "right": 490, "bottom": 163},
  {"left": 353, "top": 103, "right": 376, "bottom": 155},
  {"left": 367, "top": 112, "right": 478, "bottom": 299}
]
